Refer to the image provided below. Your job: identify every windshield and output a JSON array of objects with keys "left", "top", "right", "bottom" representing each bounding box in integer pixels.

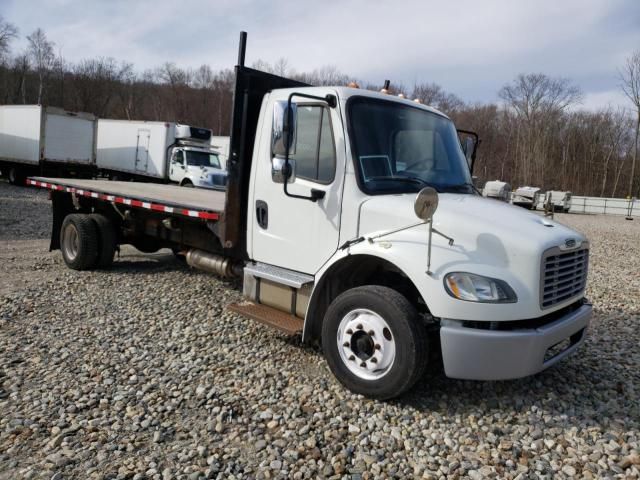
[
  {"left": 185, "top": 150, "right": 221, "bottom": 168},
  {"left": 348, "top": 97, "right": 473, "bottom": 194}
]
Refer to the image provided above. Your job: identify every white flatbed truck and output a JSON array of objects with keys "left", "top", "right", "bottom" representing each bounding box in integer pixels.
[{"left": 27, "top": 33, "right": 592, "bottom": 399}]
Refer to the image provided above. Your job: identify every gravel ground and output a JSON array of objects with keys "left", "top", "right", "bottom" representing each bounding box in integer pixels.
[{"left": 1, "top": 179, "right": 639, "bottom": 479}]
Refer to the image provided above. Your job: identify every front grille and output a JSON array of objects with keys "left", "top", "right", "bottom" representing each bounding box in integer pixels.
[{"left": 541, "top": 246, "right": 589, "bottom": 309}]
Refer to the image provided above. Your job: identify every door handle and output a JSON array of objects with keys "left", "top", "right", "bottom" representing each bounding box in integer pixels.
[{"left": 256, "top": 200, "right": 268, "bottom": 229}]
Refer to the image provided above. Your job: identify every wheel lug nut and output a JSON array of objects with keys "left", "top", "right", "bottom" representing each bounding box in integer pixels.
[
  {"left": 343, "top": 342, "right": 349, "bottom": 347},
  {"left": 356, "top": 324, "right": 363, "bottom": 330},
  {"left": 349, "top": 355, "right": 355, "bottom": 361},
  {"left": 371, "top": 357, "right": 378, "bottom": 364},
  {"left": 346, "top": 329, "right": 353, "bottom": 335},
  {"left": 368, "top": 330, "right": 374, "bottom": 336},
  {"left": 360, "top": 361, "right": 367, "bottom": 367},
  {"left": 375, "top": 344, "right": 381, "bottom": 350}
]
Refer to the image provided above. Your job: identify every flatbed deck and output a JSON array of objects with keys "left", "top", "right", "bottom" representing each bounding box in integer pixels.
[{"left": 27, "top": 177, "right": 225, "bottom": 220}]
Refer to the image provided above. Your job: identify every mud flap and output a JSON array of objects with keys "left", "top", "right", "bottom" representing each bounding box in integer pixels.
[{"left": 50, "top": 191, "right": 75, "bottom": 251}]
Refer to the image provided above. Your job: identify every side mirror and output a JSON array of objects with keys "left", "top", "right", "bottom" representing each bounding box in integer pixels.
[
  {"left": 414, "top": 187, "right": 439, "bottom": 221},
  {"left": 271, "top": 157, "right": 296, "bottom": 184},
  {"left": 462, "top": 137, "right": 475, "bottom": 165},
  {"left": 272, "top": 101, "right": 297, "bottom": 157},
  {"left": 457, "top": 129, "right": 479, "bottom": 174}
]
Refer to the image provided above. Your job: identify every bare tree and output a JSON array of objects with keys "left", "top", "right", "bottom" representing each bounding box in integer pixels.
[
  {"left": 619, "top": 50, "right": 640, "bottom": 197},
  {"left": 0, "top": 16, "right": 18, "bottom": 58},
  {"left": 27, "top": 28, "right": 56, "bottom": 104},
  {"left": 412, "top": 82, "right": 464, "bottom": 114},
  {"left": 499, "top": 73, "right": 582, "bottom": 186}
]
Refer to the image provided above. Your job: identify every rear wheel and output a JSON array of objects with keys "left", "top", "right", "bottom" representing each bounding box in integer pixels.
[
  {"left": 322, "top": 286, "right": 428, "bottom": 400},
  {"left": 89, "top": 213, "right": 117, "bottom": 268},
  {"left": 8, "top": 167, "right": 24, "bottom": 186},
  {"left": 60, "top": 214, "right": 99, "bottom": 270}
]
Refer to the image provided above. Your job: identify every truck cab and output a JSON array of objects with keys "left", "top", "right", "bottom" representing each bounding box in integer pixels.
[
  {"left": 168, "top": 146, "right": 227, "bottom": 190},
  {"left": 238, "top": 84, "right": 591, "bottom": 398}
]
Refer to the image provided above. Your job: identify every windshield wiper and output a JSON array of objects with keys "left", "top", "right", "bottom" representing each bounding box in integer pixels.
[
  {"left": 368, "top": 175, "right": 428, "bottom": 186},
  {"left": 439, "top": 182, "right": 479, "bottom": 194}
]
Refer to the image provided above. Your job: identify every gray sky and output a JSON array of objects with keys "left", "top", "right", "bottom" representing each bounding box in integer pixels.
[{"left": 3, "top": 0, "right": 640, "bottom": 110}]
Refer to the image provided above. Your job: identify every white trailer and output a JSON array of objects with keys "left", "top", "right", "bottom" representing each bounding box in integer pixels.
[
  {"left": 210, "top": 135, "right": 230, "bottom": 169},
  {"left": 545, "top": 191, "right": 572, "bottom": 212},
  {"left": 512, "top": 186, "right": 541, "bottom": 210},
  {"left": 96, "top": 120, "right": 226, "bottom": 190},
  {"left": 482, "top": 180, "right": 511, "bottom": 202},
  {"left": 0, "top": 105, "right": 96, "bottom": 184}
]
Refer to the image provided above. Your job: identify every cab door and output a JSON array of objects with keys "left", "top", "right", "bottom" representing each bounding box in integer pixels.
[
  {"left": 249, "top": 92, "right": 345, "bottom": 275},
  {"left": 169, "top": 149, "right": 185, "bottom": 183}
]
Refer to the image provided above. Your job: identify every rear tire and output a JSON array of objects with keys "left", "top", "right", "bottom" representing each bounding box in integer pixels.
[
  {"left": 8, "top": 167, "right": 24, "bottom": 186},
  {"left": 321, "top": 286, "right": 428, "bottom": 400},
  {"left": 89, "top": 214, "right": 117, "bottom": 268},
  {"left": 60, "top": 214, "right": 99, "bottom": 270}
]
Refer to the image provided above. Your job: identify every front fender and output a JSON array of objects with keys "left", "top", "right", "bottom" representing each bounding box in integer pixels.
[{"left": 306, "top": 225, "right": 546, "bottom": 341}]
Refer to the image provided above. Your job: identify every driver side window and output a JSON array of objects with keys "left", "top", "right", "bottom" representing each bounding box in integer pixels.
[
  {"left": 174, "top": 151, "right": 184, "bottom": 164},
  {"left": 289, "top": 105, "right": 336, "bottom": 184}
]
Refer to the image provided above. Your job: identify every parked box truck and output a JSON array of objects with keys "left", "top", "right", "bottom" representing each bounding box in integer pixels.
[
  {"left": 27, "top": 32, "right": 591, "bottom": 400},
  {"left": 0, "top": 105, "right": 96, "bottom": 184},
  {"left": 96, "top": 120, "right": 226, "bottom": 190},
  {"left": 210, "top": 135, "right": 230, "bottom": 169}
]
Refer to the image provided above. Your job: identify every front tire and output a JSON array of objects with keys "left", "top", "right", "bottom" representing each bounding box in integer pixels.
[
  {"left": 60, "top": 214, "right": 99, "bottom": 270},
  {"left": 322, "top": 286, "right": 428, "bottom": 400},
  {"left": 181, "top": 180, "right": 194, "bottom": 188}
]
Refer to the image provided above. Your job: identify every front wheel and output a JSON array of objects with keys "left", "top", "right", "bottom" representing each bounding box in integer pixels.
[{"left": 322, "top": 286, "right": 428, "bottom": 400}]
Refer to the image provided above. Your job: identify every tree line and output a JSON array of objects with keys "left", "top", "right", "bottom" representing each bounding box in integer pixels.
[{"left": 1, "top": 17, "right": 638, "bottom": 198}]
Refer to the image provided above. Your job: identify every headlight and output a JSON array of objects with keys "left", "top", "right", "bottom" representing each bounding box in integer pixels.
[{"left": 444, "top": 272, "right": 517, "bottom": 303}]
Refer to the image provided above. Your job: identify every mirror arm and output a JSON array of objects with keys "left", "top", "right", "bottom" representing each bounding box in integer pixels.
[{"left": 282, "top": 92, "right": 337, "bottom": 202}]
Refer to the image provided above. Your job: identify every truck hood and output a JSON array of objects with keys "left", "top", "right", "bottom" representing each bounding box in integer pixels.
[
  {"left": 358, "top": 193, "right": 587, "bottom": 256},
  {"left": 187, "top": 165, "right": 226, "bottom": 176}
]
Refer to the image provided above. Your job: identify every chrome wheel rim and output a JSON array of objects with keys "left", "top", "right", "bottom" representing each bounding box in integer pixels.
[
  {"left": 62, "top": 223, "right": 79, "bottom": 261},
  {"left": 337, "top": 308, "right": 395, "bottom": 380}
]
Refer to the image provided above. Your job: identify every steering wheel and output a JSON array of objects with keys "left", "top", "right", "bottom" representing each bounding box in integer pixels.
[{"left": 401, "top": 160, "right": 428, "bottom": 172}]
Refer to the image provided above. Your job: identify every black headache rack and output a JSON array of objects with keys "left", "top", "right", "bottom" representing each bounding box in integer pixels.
[{"left": 221, "top": 31, "right": 309, "bottom": 260}]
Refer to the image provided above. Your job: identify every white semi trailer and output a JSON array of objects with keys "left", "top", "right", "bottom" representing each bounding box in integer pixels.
[
  {"left": 26, "top": 33, "right": 592, "bottom": 400},
  {"left": 0, "top": 105, "right": 96, "bottom": 184},
  {"left": 96, "top": 120, "right": 226, "bottom": 190}
]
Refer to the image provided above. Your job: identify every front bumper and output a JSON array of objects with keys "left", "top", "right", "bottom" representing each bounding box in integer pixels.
[
  {"left": 440, "top": 303, "right": 592, "bottom": 380},
  {"left": 194, "top": 179, "right": 226, "bottom": 191}
]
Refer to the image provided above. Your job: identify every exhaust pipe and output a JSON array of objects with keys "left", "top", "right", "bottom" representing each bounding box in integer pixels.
[{"left": 186, "top": 249, "right": 241, "bottom": 278}]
